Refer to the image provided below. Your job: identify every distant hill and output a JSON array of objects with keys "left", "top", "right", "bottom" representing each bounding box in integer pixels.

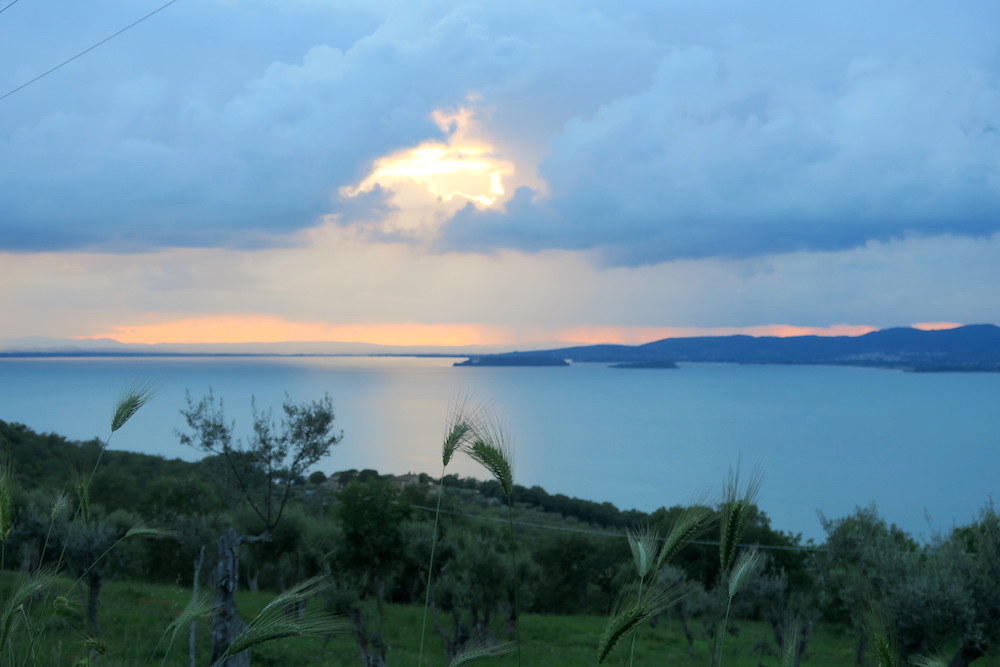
[
  {"left": 454, "top": 355, "right": 569, "bottom": 367},
  {"left": 461, "top": 325, "right": 1000, "bottom": 371}
]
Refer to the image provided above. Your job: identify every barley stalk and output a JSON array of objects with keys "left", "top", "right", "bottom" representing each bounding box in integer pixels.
[
  {"left": 464, "top": 411, "right": 520, "bottom": 665},
  {"left": 224, "top": 576, "right": 348, "bottom": 658},
  {"left": 655, "top": 503, "right": 715, "bottom": 571},
  {"left": 155, "top": 593, "right": 216, "bottom": 666},
  {"left": 448, "top": 632, "right": 515, "bottom": 666},
  {"left": 861, "top": 597, "right": 898, "bottom": 667},
  {"left": 111, "top": 381, "right": 158, "bottom": 433},
  {"left": 0, "top": 567, "right": 58, "bottom": 655},
  {"left": 728, "top": 546, "right": 762, "bottom": 599},
  {"left": 781, "top": 615, "right": 801, "bottom": 667},
  {"left": 419, "top": 397, "right": 488, "bottom": 667},
  {"left": 626, "top": 524, "right": 661, "bottom": 581},
  {"left": 719, "top": 465, "right": 762, "bottom": 572},
  {"left": 624, "top": 526, "right": 662, "bottom": 667},
  {"left": 598, "top": 580, "right": 680, "bottom": 664},
  {"left": 464, "top": 417, "right": 514, "bottom": 501}
]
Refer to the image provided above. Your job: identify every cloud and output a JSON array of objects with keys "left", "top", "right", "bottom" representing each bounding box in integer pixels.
[
  {"left": 0, "top": 0, "right": 656, "bottom": 251},
  {"left": 438, "top": 43, "right": 1000, "bottom": 264},
  {"left": 1, "top": 0, "right": 997, "bottom": 265}
]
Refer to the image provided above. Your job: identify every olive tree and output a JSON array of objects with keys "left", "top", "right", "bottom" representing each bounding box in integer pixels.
[
  {"left": 177, "top": 390, "right": 341, "bottom": 665},
  {"left": 889, "top": 503, "right": 1000, "bottom": 667},
  {"left": 815, "top": 504, "right": 917, "bottom": 666}
]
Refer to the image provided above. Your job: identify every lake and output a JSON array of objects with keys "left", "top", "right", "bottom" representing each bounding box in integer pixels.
[{"left": 0, "top": 356, "right": 997, "bottom": 542}]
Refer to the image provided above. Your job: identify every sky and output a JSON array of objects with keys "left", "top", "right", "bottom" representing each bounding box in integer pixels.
[{"left": 1, "top": 0, "right": 999, "bottom": 349}]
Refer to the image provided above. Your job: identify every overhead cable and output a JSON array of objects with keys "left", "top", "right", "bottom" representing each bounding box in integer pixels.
[
  {"left": 406, "top": 502, "right": 822, "bottom": 552},
  {"left": 0, "top": 0, "right": 182, "bottom": 103},
  {"left": 0, "top": 0, "right": 21, "bottom": 16}
]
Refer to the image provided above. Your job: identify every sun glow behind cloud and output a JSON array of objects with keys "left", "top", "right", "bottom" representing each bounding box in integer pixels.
[
  {"left": 349, "top": 144, "right": 507, "bottom": 207},
  {"left": 339, "top": 105, "right": 515, "bottom": 233}
]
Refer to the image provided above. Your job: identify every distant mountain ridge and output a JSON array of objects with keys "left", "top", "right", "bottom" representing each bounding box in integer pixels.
[
  {"left": 476, "top": 325, "right": 1000, "bottom": 371},
  {"left": 5, "top": 326, "right": 999, "bottom": 371}
]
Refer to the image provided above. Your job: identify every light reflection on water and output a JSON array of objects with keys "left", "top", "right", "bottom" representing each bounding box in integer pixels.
[{"left": 0, "top": 356, "right": 997, "bottom": 541}]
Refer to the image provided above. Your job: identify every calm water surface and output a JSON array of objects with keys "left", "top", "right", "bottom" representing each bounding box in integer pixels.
[{"left": 0, "top": 356, "right": 997, "bottom": 541}]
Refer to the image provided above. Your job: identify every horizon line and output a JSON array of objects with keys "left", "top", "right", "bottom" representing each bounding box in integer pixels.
[{"left": 2, "top": 320, "right": 985, "bottom": 354}]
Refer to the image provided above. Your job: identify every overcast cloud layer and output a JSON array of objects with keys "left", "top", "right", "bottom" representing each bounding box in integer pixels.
[
  {"left": 2, "top": 0, "right": 999, "bottom": 344},
  {"left": 2, "top": 0, "right": 998, "bottom": 263}
]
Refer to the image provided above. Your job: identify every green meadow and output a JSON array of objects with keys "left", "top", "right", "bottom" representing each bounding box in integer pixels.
[{"left": 0, "top": 573, "right": 880, "bottom": 666}]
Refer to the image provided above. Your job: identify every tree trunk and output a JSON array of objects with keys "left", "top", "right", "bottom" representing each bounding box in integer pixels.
[
  {"left": 855, "top": 632, "right": 867, "bottom": 667},
  {"left": 505, "top": 594, "right": 517, "bottom": 636},
  {"left": 431, "top": 606, "right": 465, "bottom": 663},
  {"left": 949, "top": 640, "right": 987, "bottom": 667},
  {"left": 681, "top": 612, "right": 696, "bottom": 657},
  {"left": 19, "top": 539, "right": 39, "bottom": 572},
  {"left": 211, "top": 529, "right": 249, "bottom": 667},
  {"left": 87, "top": 569, "right": 102, "bottom": 636},
  {"left": 348, "top": 607, "right": 388, "bottom": 667},
  {"left": 795, "top": 619, "right": 814, "bottom": 667}
]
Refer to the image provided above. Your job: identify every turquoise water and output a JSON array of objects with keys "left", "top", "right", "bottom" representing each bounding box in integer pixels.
[{"left": 0, "top": 356, "right": 997, "bottom": 541}]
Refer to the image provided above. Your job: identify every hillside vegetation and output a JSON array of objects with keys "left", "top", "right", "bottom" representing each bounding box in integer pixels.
[{"left": 1, "top": 404, "right": 998, "bottom": 666}]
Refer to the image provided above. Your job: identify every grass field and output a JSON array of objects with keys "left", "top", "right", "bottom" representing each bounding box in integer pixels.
[{"left": 10, "top": 573, "right": 998, "bottom": 666}]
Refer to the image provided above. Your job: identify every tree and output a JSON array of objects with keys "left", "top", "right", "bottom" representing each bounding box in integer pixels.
[
  {"left": 532, "top": 532, "right": 625, "bottom": 614},
  {"left": 944, "top": 502, "right": 1000, "bottom": 667},
  {"left": 178, "top": 390, "right": 341, "bottom": 535},
  {"left": 655, "top": 564, "right": 711, "bottom": 658},
  {"left": 736, "top": 562, "right": 818, "bottom": 666},
  {"left": 436, "top": 527, "right": 513, "bottom": 662},
  {"left": 60, "top": 508, "right": 155, "bottom": 636},
  {"left": 332, "top": 479, "right": 410, "bottom": 666},
  {"left": 815, "top": 505, "right": 917, "bottom": 665},
  {"left": 887, "top": 503, "right": 1000, "bottom": 667},
  {"left": 177, "top": 389, "right": 341, "bottom": 664}
]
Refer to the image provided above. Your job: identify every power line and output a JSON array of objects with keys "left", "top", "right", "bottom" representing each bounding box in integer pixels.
[
  {"left": 406, "top": 503, "right": 822, "bottom": 552},
  {"left": 0, "top": 0, "right": 21, "bottom": 16},
  {"left": 0, "top": 0, "right": 182, "bottom": 103}
]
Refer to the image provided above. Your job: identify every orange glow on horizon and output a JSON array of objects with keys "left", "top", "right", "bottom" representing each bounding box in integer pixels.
[
  {"left": 82, "top": 315, "right": 515, "bottom": 347},
  {"left": 74, "top": 316, "right": 943, "bottom": 349},
  {"left": 911, "top": 321, "right": 964, "bottom": 331}
]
